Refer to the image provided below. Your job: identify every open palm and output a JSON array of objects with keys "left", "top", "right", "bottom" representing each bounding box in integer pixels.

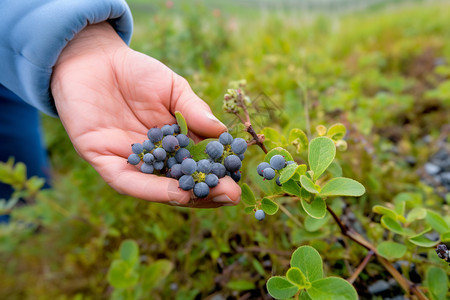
[{"left": 51, "top": 23, "right": 241, "bottom": 208}]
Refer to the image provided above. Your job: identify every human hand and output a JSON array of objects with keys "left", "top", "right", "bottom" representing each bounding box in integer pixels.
[{"left": 51, "top": 22, "right": 241, "bottom": 208}]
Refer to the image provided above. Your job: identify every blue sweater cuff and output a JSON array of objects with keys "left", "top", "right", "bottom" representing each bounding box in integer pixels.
[{"left": 0, "top": 0, "right": 133, "bottom": 117}]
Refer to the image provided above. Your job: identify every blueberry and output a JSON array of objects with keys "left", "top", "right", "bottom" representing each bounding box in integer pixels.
[
  {"left": 181, "top": 158, "right": 197, "bottom": 175},
  {"left": 257, "top": 162, "right": 270, "bottom": 176},
  {"left": 162, "top": 135, "right": 180, "bottom": 153},
  {"left": 286, "top": 160, "right": 295, "bottom": 165},
  {"left": 206, "top": 141, "right": 224, "bottom": 160},
  {"left": 140, "top": 163, "right": 154, "bottom": 174},
  {"left": 175, "top": 148, "right": 191, "bottom": 163},
  {"left": 167, "top": 157, "right": 177, "bottom": 169},
  {"left": 211, "top": 163, "right": 227, "bottom": 178},
  {"left": 179, "top": 175, "right": 195, "bottom": 191},
  {"left": 172, "top": 124, "right": 180, "bottom": 134},
  {"left": 205, "top": 174, "right": 219, "bottom": 187},
  {"left": 153, "top": 148, "right": 167, "bottom": 161},
  {"left": 219, "top": 132, "right": 234, "bottom": 145},
  {"left": 176, "top": 134, "right": 190, "bottom": 148},
  {"left": 238, "top": 154, "right": 245, "bottom": 161},
  {"left": 162, "top": 124, "right": 175, "bottom": 136},
  {"left": 231, "top": 138, "right": 247, "bottom": 155},
  {"left": 224, "top": 155, "right": 242, "bottom": 172},
  {"left": 276, "top": 176, "right": 282, "bottom": 186},
  {"left": 147, "top": 128, "right": 163, "bottom": 143},
  {"left": 230, "top": 171, "right": 241, "bottom": 182},
  {"left": 128, "top": 154, "right": 141, "bottom": 165},
  {"left": 154, "top": 160, "right": 165, "bottom": 171},
  {"left": 263, "top": 167, "right": 276, "bottom": 180},
  {"left": 197, "top": 159, "right": 212, "bottom": 173},
  {"left": 142, "top": 140, "right": 155, "bottom": 151},
  {"left": 255, "top": 209, "right": 265, "bottom": 221},
  {"left": 270, "top": 155, "right": 286, "bottom": 170},
  {"left": 193, "top": 182, "right": 210, "bottom": 198},
  {"left": 132, "top": 143, "right": 144, "bottom": 154},
  {"left": 143, "top": 153, "right": 155, "bottom": 164},
  {"left": 170, "top": 164, "right": 183, "bottom": 179}
]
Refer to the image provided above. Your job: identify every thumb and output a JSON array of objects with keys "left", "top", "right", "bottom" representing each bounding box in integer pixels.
[{"left": 172, "top": 77, "right": 227, "bottom": 138}]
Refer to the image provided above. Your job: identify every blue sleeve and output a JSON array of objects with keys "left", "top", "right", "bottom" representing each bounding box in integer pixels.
[{"left": 0, "top": 0, "right": 133, "bottom": 117}]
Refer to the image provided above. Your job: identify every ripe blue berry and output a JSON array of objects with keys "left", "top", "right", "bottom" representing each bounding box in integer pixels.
[
  {"left": 153, "top": 148, "right": 167, "bottom": 161},
  {"left": 263, "top": 167, "right": 276, "bottom": 180},
  {"left": 238, "top": 154, "right": 245, "bottom": 161},
  {"left": 206, "top": 141, "right": 224, "bottom": 160},
  {"left": 142, "top": 140, "right": 154, "bottom": 151},
  {"left": 143, "top": 153, "right": 155, "bottom": 164},
  {"left": 211, "top": 163, "right": 227, "bottom": 178},
  {"left": 205, "top": 174, "right": 219, "bottom": 187},
  {"left": 162, "top": 135, "right": 179, "bottom": 153},
  {"left": 132, "top": 143, "right": 144, "bottom": 154},
  {"left": 270, "top": 155, "right": 286, "bottom": 170},
  {"left": 224, "top": 155, "right": 242, "bottom": 172},
  {"left": 276, "top": 176, "right": 282, "bottom": 186},
  {"left": 181, "top": 158, "right": 197, "bottom": 175},
  {"left": 219, "top": 132, "right": 233, "bottom": 145},
  {"left": 257, "top": 162, "right": 271, "bottom": 176},
  {"left": 175, "top": 148, "right": 191, "bottom": 163},
  {"left": 231, "top": 138, "right": 247, "bottom": 155},
  {"left": 176, "top": 134, "right": 190, "bottom": 148},
  {"left": 170, "top": 164, "right": 183, "bottom": 179},
  {"left": 230, "top": 171, "right": 241, "bottom": 183},
  {"left": 154, "top": 160, "right": 165, "bottom": 171},
  {"left": 147, "top": 128, "right": 163, "bottom": 143},
  {"left": 128, "top": 154, "right": 141, "bottom": 165},
  {"left": 286, "top": 160, "right": 295, "bottom": 165},
  {"left": 172, "top": 124, "right": 180, "bottom": 134},
  {"left": 193, "top": 182, "right": 210, "bottom": 198},
  {"left": 255, "top": 209, "right": 265, "bottom": 221},
  {"left": 197, "top": 159, "right": 212, "bottom": 173},
  {"left": 162, "top": 124, "right": 174, "bottom": 136},
  {"left": 140, "top": 163, "right": 154, "bottom": 174},
  {"left": 179, "top": 175, "right": 195, "bottom": 191},
  {"left": 167, "top": 157, "right": 177, "bottom": 169}
]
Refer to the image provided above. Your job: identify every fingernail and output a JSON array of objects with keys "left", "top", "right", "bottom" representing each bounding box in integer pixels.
[
  {"left": 169, "top": 200, "right": 180, "bottom": 206},
  {"left": 206, "top": 112, "right": 226, "bottom": 128},
  {"left": 212, "top": 194, "right": 233, "bottom": 203}
]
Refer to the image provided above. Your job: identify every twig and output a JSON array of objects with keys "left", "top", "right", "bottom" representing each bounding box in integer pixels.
[
  {"left": 278, "top": 203, "right": 303, "bottom": 227},
  {"left": 347, "top": 250, "right": 374, "bottom": 284}
]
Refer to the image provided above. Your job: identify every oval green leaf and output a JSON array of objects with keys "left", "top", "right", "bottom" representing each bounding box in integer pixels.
[
  {"left": 300, "top": 175, "right": 319, "bottom": 194},
  {"left": 376, "top": 241, "right": 407, "bottom": 259},
  {"left": 327, "top": 123, "right": 347, "bottom": 141},
  {"left": 426, "top": 210, "right": 450, "bottom": 234},
  {"left": 289, "top": 128, "right": 308, "bottom": 152},
  {"left": 241, "top": 183, "right": 256, "bottom": 206},
  {"left": 307, "top": 277, "right": 358, "bottom": 300},
  {"left": 119, "top": 240, "right": 139, "bottom": 265},
  {"left": 406, "top": 207, "right": 427, "bottom": 223},
  {"left": 380, "top": 216, "right": 406, "bottom": 235},
  {"left": 286, "top": 267, "right": 310, "bottom": 289},
  {"left": 319, "top": 177, "right": 365, "bottom": 197},
  {"left": 279, "top": 163, "right": 298, "bottom": 184},
  {"left": 308, "top": 137, "right": 336, "bottom": 181},
  {"left": 301, "top": 197, "right": 327, "bottom": 219},
  {"left": 290, "top": 245, "right": 323, "bottom": 282},
  {"left": 304, "top": 214, "right": 329, "bottom": 232},
  {"left": 409, "top": 232, "right": 439, "bottom": 248},
  {"left": 372, "top": 205, "right": 398, "bottom": 220},
  {"left": 282, "top": 179, "right": 302, "bottom": 197},
  {"left": 426, "top": 267, "right": 448, "bottom": 300},
  {"left": 440, "top": 231, "right": 450, "bottom": 242},
  {"left": 267, "top": 276, "right": 299, "bottom": 300},
  {"left": 189, "top": 138, "right": 216, "bottom": 161},
  {"left": 175, "top": 111, "right": 188, "bottom": 135},
  {"left": 107, "top": 260, "right": 139, "bottom": 289},
  {"left": 261, "top": 197, "right": 279, "bottom": 215}
]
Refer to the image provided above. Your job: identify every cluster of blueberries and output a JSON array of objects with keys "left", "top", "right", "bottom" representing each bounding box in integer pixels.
[
  {"left": 127, "top": 124, "right": 247, "bottom": 199},
  {"left": 254, "top": 154, "right": 294, "bottom": 221}
]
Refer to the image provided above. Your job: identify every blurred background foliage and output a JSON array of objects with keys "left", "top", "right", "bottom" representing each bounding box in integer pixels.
[{"left": 1, "top": 0, "right": 449, "bottom": 299}]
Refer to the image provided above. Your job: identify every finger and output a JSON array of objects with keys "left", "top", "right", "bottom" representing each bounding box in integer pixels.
[{"left": 171, "top": 77, "right": 227, "bottom": 138}]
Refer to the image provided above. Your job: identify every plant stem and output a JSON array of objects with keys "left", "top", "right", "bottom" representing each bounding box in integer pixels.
[
  {"left": 347, "top": 250, "right": 374, "bottom": 284},
  {"left": 278, "top": 203, "right": 303, "bottom": 227}
]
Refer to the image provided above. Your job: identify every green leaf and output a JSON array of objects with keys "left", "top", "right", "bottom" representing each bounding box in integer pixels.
[
  {"left": 376, "top": 241, "right": 407, "bottom": 259},
  {"left": 226, "top": 280, "right": 256, "bottom": 291},
  {"left": 440, "top": 231, "right": 450, "bottom": 242},
  {"left": 241, "top": 183, "right": 256, "bottom": 205},
  {"left": 408, "top": 232, "right": 439, "bottom": 248},
  {"left": 426, "top": 267, "right": 448, "bottom": 300},
  {"left": 267, "top": 276, "right": 299, "bottom": 300},
  {"left": 296, "top": 164, "right": 307, "bottom": 177},
  {"left": 326, "top": 161, "right": 343, "bottom": 178},
  {"left": 107, "top": 260, "right": 139, "bottom": 289},
  {"left": 140, "top": 259, "right": 173, "bottom": 291},
  {"left": 319, "top": 177, "right": 365, "bottom": 197},
  {"left": 244, "top": 206, "right": 255, "bottom": 214},
  {"left": 304, "top": 214, "right": 329, "bottom": 232},
  {"left": 282, "top": 179, "right": 302, "bottom": 197},
  {"left": 289, "top": 128, "right": 308, "bottom": 152},
  {"left": 290, "top": 246, "right": 323, "bottom": 282},
  {"left": 308, "top": 137, "right": 336, "bottom": 181},
  {"left": 372, "top": 205, "right": 398, "bottom": 220},
  {"left": 261, "top": 198, "right": 279, "bottom": 215},
  {"left": 189, "top": 139, "right": 216, "bottom": 161},
  {"left": 264, "top": 147, "right": 294, "bottom": 164},
  {"left": 119, "top": 240, "right": 139, "bottom": 265},
  {"left": 261, "top": 127, "right": 280, "bottom": 143},
  {"left": 300, "top": 175, "right": 319, "bottom": 194},
  {"left": 426, "top": 210, "right": 450, "bottom": 234},
  {"left": 279, "top": 164, "right": 298, "bottom": 184},
  {"left": 286, "top": 267, "right": 310, "bottom": 289},
  {"left": 175, "top": 111, "right": 188, "bottom": 135},
  {"left": 380, "top": 216, "right": 407, "bottom": 235},
  {"left": 327, "top": 123, "right": 347, "bottom": 141},
  {"left": 406, "top": 207, "right": 427, "bottom": 223},
  {"left": 307, "top": 277, "right": 358, "bottom": 300},
  {"left": 301, "top": 197, "right": 326, "bottom": 219}
]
